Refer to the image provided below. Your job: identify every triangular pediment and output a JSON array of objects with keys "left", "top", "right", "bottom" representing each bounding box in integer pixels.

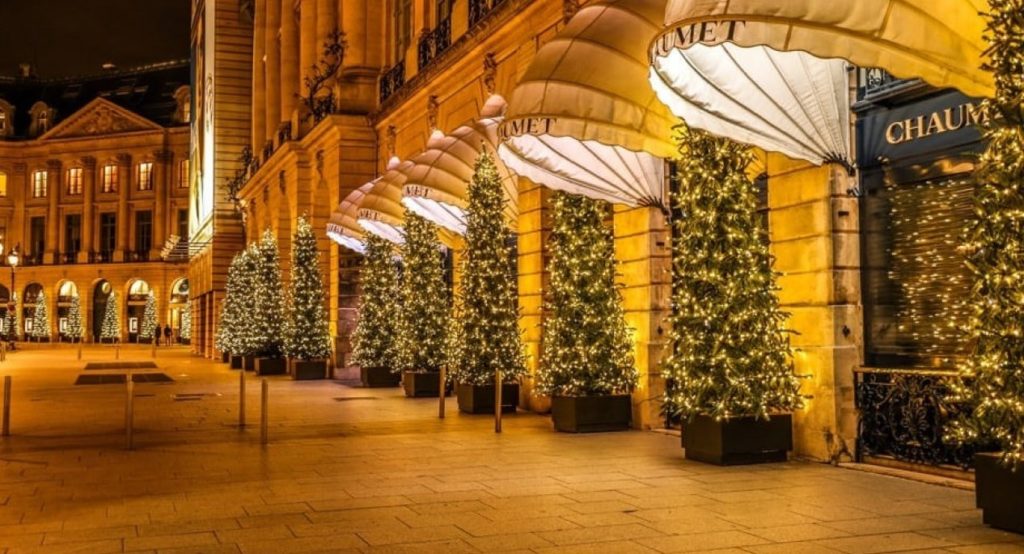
[{"left": 41, "top": 97, "right": 163, "bottom": 140}]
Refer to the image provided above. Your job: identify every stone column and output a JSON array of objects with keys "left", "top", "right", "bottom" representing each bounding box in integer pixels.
[
  {"left": 768, "top": 155, "right": 861, "bottom": 461},
  {"left": 251, "top": 0, "right": 267, "bottom": 150},
  {"left": 300, "top": 0, "right": 318, "bottom": 101},
  {"left": 265, "top": 0, "right": 282, "bottom": 147},
  {"left": 115, "top": 153, "right": 131, "bottom": 262},
  {"left": 281, "top": 1, "right": 300, "bottom": 131},
  {"left": 517, "top": 178, "right": 551, "bottom": 412},
  {"left": 11, "top": 163, "right": 26, "bottom": 254},
  {"left": 614, "top": 205, "right": 671, "bottom": 430},
  {"left": 317, "top": 0, "right": 337, "bottom": 46},
  {"left": 339, "top": 0, "right": 380, "bottom": 113},
  {"left": 151, "top": 150, "right": 168, "bottom": 259},
  {"left": 80, "top": 156, "right": 96, "bottom": 263},
  {"left": 45, "top": 159, "right": 61, "bottom": 261}
]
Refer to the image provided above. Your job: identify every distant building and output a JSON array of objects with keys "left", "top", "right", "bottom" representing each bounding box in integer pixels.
[{"left": 0, "top": 60, "right": 191, "bottom": 343}]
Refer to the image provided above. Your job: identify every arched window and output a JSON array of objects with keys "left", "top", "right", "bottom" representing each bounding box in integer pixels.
[
  {"left": 0, "top": 171, "right": 7, "bottom": 197},
  {"left": 128, "top": 279, "right": 151, "bottom": 299},
  {"left": 58, "top": 281, "right": 78, "bottom": 299}
]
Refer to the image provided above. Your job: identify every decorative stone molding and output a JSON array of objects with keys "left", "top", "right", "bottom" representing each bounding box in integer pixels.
[
  {"left": 81, "top": 156, "right": 97, "bottom": 169},
  {"left": 483, "top": 53, "right": 498, "bottom": 95},
  {"left": 385, "top": 125, "right": 397, "bottom": 159},
  {"left": 46, "top": 159, "right": 62, "bottom": 171},
  {"left": 563, "top": 0, "right": 581, "bottom": 22},
  {"left": 116, "top": 153, "right": 132, "bottom": 166},
  {"left": 427, "top": 95, "right": 440, "bottom": 131}
]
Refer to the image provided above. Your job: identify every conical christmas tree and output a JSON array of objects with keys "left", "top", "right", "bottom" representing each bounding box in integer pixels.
[
  {"left": 396, "top": 210, "right": 449, "bottom": 373},
  {"left": 947, "top": 0, "right": 1024, "bottom": 468},
  {"left": 101, "top": 292, "right": 121, "bottom": 343},
  {"left": 449, "top": 151, "right": 525, "bottom": 386},
  {"left": 65, "top": 295, "right": 83, "bottom": 342},
  {"left": 31, "top": 291, "right": 50, "bottom": 341},
  {"left": 662, "top": 125, "right": 803, "bottom": 422},
  {"left": 251, "top": 229, "right": 285, "bottom": 357},
  {"left": 284, "top": 216, "right": 332, "bottom": 360},
  {"left": 351, "top": 233, "right": 399, "bottom": 370},
  {"left": 216, "top": 249, "right": 255, "bottom": 355},
  {"left": 180, "top": 300, "right": 191, "bottom": 341},
  {"left": 538, "top": 192, "right": 636, "bottom": 397},
  {"left": 140, "top": 292, "right": 157, "bottom": 341}
]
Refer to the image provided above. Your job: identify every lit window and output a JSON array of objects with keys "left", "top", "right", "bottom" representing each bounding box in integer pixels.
[
  {"left": 102, "top": 164, "right": 118, "bottom": 193},
  {"left": 0, "top": 172, "right": 7, "bottom": 197},
  {"left": 32, "top": 170, "right": 47, "bottom": 198},
  {"left": 179, "top": 159, "right": 189, "bottom": 188},
  {"left": 0, "top": 110, "right": 6, "bottom": 131},
  {"left": 138, "top": 162, "right": 153, "bottom": 191},
  {"left": 67, "top": 167, "right": 83, "bottom": 195}
]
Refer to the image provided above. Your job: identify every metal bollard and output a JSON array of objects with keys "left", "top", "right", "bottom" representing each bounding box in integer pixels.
[
  {"left": 494, "top": 370, "right": 503, "bottom": 434},
  {"left": 2, "top": 375, "right": 11, "bottom": 437},
  {"left": 1, "top": 340, "right": 6, "bottom": 362},
  {"left": 125, "top": 372, "right": 134, "bottom": 450},
  {"left": 260, "top": 379, "right": 268, "bottom": 445},
  {"left": 438, "top": 365, "right": 446, "bottom": 419},
  {"left": 77, "top": 340, "right": 82, "bottom": 360},
  {"left": 238, "top": 368, "right": 246, "bottom": 428}
]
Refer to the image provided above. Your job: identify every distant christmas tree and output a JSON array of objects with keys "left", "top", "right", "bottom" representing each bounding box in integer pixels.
[
  {"left": 538, "top": 192, "right": 636, "bottom": 397},
  {"left": 284, "top": 216, "right": 333, "bottom": 360},
  {"left": 140, "top": 292, "right": 158, "bottom": 341},
  {"left": 65, "top": 295, "right": 83, "bottom": 342},
  {"left": 215, "top": 251, "right": 251, "bottom": 355},
  {"left": 662, "top": 125, "right": 803, "bottom": 421},
  {"left": 30, "top": 291, "right": 50, "bottom": 341},
  {"left": 180, "top": 300, "right": 192, "bottom": 341},
  {"left": 947, "top": 0, "right": 1024, "bottom": 468},
  {"left": 7, "top": 293, "right": 18, "bottom": 341},
  {"left": 251, "top": 229, "right": 285, "bottom": 357},
  {"left": 449, "top": 151, "right": 526, "bottom": 386},
  {"left": 396, "top": 211, "right": 449, "bottom": 372},
  {"left": 351, "top": 233, "right": 400, "bottom": 370},
  {"left": 101, "top": 292, "right": 121, "bottom": 342}
]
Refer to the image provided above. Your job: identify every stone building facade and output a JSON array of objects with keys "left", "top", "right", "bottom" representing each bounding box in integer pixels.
[{"left": 0, "top": 61, "right": 191, "bottom": 343}]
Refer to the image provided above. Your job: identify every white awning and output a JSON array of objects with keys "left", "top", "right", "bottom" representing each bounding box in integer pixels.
[
  {"left": 497, "top": 0, "right": 679, "bottom": 208},
  {"left": 650, "top": 0, "right": 992, "bottom": 164},
  {"left": 357, "top": 161, "right": 411, "bottom": 245},
  {"left": 402, "top": 95, "right": 518, "bottom": 235},
  {"left": 326, "top": 182, "right": 374, "bottom": 254}
]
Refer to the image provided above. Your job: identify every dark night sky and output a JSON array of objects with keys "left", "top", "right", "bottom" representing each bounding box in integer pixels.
[{"left": 0, "top": 0, "right": 190, "bottom": 78}]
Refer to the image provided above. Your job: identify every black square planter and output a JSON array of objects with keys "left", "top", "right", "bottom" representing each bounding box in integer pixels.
[
  {"left": 256, "top": 357, "right": 287, "bottom": 376},
  {"left": 682, "top": 413, "right": 792, "bottom": 465},
  {"left": 551, "top": 395, "right": 632, "bottom": 433},
  {"left": 242, "top": 356, "right": 256, "bottom": 371},
  {"left": 221, "top": 352, "right": 230, "bottom": 364},
  {"left": 360, "top": 366, "right": 400, "bottom": 387},
  {"left": 230, "top": 355, "right": 243, "bottom": 370},
  {"left": 291, "top": 359, "right": 327, "bottom": 380},
  {"left": 457, "top": 383, "right": 519, "bottom": 414},
  {"left": 402, "top": 371, "right": 448, "bottom": 398},
  {"left": 975, "top": 452, "right": 1024, "bottom": 534}
]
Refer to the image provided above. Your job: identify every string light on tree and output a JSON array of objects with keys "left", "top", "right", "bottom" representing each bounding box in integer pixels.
[
  {"left": 396, "top": 210, "right": 449, "bottom": 373},
  {"left": 65, "top": 295, "right": 83, "bottom": 342},
  {"left": 251, "top": 230, "right": 285, "bottom": 357},
  {"left": 101, "top": 292, "right": 121, "bottom": 343},
  {"left": 538, "top": 192, "right": 636, "bottom": 397},
  {"left": 180, "top": 300, "right": 191, "bottom": 342},
  {"left": 351, "top": 233, "right": 400, "bottom": 371},
  {"left": 947, "top": 0, "right": 1024, "bottom": 469},
  {"left": 449, "top": 151, "right": 526, "bottom": 386},
  {"left": 284, "top": 216, "right": 333, "bottom": 361},
  {"left": 661, "top": 124, "right": 804, "bottom": 422},
  {"left": 30, "top": 290, "right": 50, "bottom": 341},
  {"left": 140, "top": 292, "right": 158, "bottom": 342},
  {"left": 215, "top": 251, "right": 251, "bottom": 355}
]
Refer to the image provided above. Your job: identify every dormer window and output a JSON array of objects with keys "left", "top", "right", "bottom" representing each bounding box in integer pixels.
[
  {"left": 28, "top": 101, "right": 55, "bottom": 137},
  {"left": 0, "top": 99, "right": 14, "bottom": 138}
]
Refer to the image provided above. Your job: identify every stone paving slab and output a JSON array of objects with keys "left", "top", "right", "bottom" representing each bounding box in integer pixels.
[{"left": 0, "top": 344, "right": 1021, "bottom": 553}]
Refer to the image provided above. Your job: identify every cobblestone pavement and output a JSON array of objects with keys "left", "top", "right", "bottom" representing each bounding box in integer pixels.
[{"left": 0, "top": 344, "right": 1021, "bottom": 554}]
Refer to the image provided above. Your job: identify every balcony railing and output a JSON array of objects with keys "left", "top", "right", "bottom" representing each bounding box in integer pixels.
[
  {"left": 125, "top": 250, "right": 150, "bottom": 262},
  {"left": 418, "top": 18, "right": 452, "bottom": 70},
  {"left": 469, "top": 0, "right": 508, "bottom": 28},
  {"left": 57, "top": 251, "right": 79, "bottom": 264},
  {"left": 23, "top": 253, "right": 43, "bottom": 267},
  {"left": 379, "top": 59, "right": 406, "bottom": 103},
  {"left": 90, "top": 251, "right": 114, "bottom": 264}
]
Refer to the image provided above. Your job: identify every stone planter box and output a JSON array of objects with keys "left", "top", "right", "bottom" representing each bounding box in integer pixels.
[
  {"left": 221, "top": 352, "right": 230, "bottom": 364},
  {"left": 402, "top": 370, "right": 449, "bottom": 398},
  {"left": 682, "top": 413, "right": 792, "bottom": 465},
  {"left": 291, "top": 359, "right": 327, "bottom": 380},
  {"left": 975, "top": 452, "right": 1024, "bottom": 534},
  {"left": 256, "top": 357, "right": 287, "bottom": 376},
  {"left": 360, "top": 366, "right": 400, "bottom": 387},
  {"left": 456, "top": 383, "right": 519, "bottom": 414},
  {"left": 551, "top": 395, "right": 631, "bottom": 433},
  {"left": 230, "top": 355, "right": 243, "bottom": 370},
  {"left": 242, "top": 356, "right": 256, "bottom": 371}
]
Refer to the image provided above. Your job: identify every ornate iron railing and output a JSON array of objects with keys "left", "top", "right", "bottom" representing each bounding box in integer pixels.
[
  {"left": 418, "top": 18, "right": 452, "bottom": 70},
  {"left": 855, "top": 368, "right": 982, "bottom": 469},
  {"left": 379, "top": 60, "right": 406, "bottom": 103},
  {"left": 469, "top": 0, "right": 507, "bottom": 28}
]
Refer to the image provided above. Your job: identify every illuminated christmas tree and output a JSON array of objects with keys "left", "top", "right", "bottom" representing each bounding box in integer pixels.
[
  {"left": 7, "top": 293, "right": 18, "bottom": 341},
  {"left": 139, "top": 292, "right": 157, "bottom": 341},
  {"left": 251, "top": 229, "right": 284, "bottom": 357},
  {"left": 215, "top": 251, "right": 251, "bottom": 355},
  {"left": 30, "top": 290, "right": 50, "bottom": 341},
  {"left": 65, "top": 295, "right": 83, "bottom": 342},
  {"left": 180, "top": 300, "right": 191, "bottom": 341},
  {"left": 662, "top": 125, "right": 803, "bottom": 421},
  {"left": 538, "top": 192, "right": 635, "bottom": 396},
  {"left": 396, "top": 210, "right": 449, "bottom": 372},
  {"left": 947, "top": 0, "right": 1024, "bottom": 468},
  {"left": 351, "top": 233, "right": 400, "bottom": 370},
  {"left": 100, "top": 292, "right": 121, "bottom": 342},
  {"left": 449, "top": 151, "right": 525, "bottom": 385},
  {"left": 284, "top": 216, "right": 332, "bottom": 360}
]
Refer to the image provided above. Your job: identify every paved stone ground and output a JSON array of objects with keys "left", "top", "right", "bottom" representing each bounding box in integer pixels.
[{"left": 0, "top": 344, "right": 1022, "bottom": 554}]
